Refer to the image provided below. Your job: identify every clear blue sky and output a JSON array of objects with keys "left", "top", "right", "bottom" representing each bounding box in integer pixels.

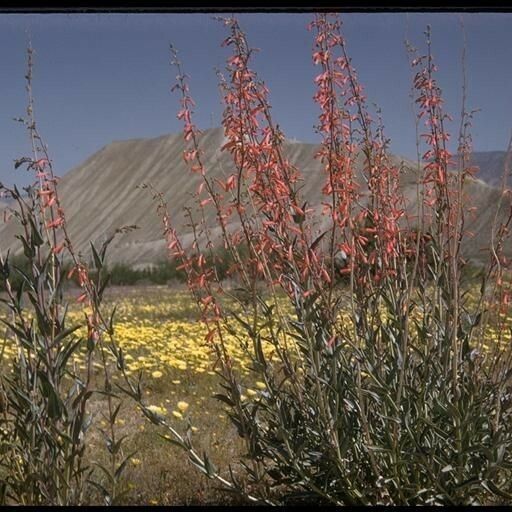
[{"left": 1, "top": 12, "right": 511, "bottom": 187}]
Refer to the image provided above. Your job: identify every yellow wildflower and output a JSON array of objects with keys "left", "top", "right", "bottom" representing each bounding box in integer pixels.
[
  {"left": 177, "top": 401, "right": 189, "bottom": 413},
  {"left": 147, "top": 405, "right": 167, "bottom": 416}
]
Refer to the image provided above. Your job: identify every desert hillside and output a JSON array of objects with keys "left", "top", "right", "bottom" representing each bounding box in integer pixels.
[
  {"left": 0, "top": 127, "right": 510, "bottom": 267},
  {"left": 469, "top": 151, "right": 508, "bottom": 188}
]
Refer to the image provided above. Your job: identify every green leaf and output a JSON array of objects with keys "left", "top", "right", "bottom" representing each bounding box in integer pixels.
[
  {"left": 38, "top": 371, "right": 64, "bottom": 420},
  {"left": 115, "top": 450, "right": 138, "bottom": 480},
  {"left": 203, "top": 452, "right": 216, "bottom": 477},
  {"left": 483, "top": 480, "right": 512, "bottom": 500},
  {"left": 28, "top": 216, "right": 44, "bottom": 247},
  {"left": 90, "top": 242, "right": 103, "bottom": 271},
  {"left": 157, "top": 433, "right": 187, "bottom": 450},
  {"left": 110, "top": 434, "right": 129, "bottom": 456},
  {"left": 16, "top": 234, "right": 35, "bottom": 259},
  {"left": 92, "top": 461, "right": 116, "bottom": 487},
  {"left": 213, "top": 393, "right": 235, "bottom": 407}
]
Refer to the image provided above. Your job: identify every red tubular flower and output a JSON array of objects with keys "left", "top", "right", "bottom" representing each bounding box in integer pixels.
[{"left": 311, "top": 13, "right": 406, "bottom": 287}]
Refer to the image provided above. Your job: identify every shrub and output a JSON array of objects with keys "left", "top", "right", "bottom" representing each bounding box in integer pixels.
[
  {"left": 0, "top": 46, "right": 131, "bottom": 506},
  {"left": 118, "top": 14, "right": 512, "bottom": 505},
  {"left": 89, "top": 247, "right": 241, "bottom": 287}
]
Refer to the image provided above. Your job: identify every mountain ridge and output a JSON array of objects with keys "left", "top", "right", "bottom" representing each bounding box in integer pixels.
[{"left": 0, "top": 128, "right": 510, "bottom": 267}]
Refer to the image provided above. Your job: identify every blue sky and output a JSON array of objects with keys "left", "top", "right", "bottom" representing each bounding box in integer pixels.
[{"left": 1, "top": 12, "right": 511, "bottom": 187}]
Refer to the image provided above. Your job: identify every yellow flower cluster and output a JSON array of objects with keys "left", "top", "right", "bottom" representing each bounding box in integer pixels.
[{"left": 0, "top": 286, "right": 510, "bottom": 381}]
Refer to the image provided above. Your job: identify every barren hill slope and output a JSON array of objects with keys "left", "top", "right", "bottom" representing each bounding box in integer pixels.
[
  {"left": 469, "top": 151, "right": 508, "bottom": 188},
  {"left": 0, "top": 128, "right": 509, "bottom": 267}
]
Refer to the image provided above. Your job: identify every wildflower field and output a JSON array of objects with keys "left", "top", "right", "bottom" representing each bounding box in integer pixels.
[
  {"left": 2, "top": 282, "right": 510, "bottom": 381},
  {"left": 1, "top": 281, "right": 511, "bottom": 505},
  {"left": 0, "top": 285, "right": 265, "bottom": 505}
]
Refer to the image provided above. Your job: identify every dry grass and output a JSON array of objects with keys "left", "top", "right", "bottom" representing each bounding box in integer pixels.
[{"left": 83, "top": 378, "right": 248, "bottom": 505}]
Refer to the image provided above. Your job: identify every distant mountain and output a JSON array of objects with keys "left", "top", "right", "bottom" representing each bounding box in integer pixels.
[
  {"left": 0, "top": 199, "right": 8, "bottom": 217},
  {"left": 0, "top": 128, "right": 510, "bottom": 267},
  {"left": 470, "top": 151, "right": 508, "bottom": 188}
]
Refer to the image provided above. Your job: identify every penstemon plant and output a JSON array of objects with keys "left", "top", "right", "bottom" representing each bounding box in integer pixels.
[
  {"left": 115, "top": 13, "right": 512, "bottom": 505},
  {"left": 0, "top": 44, "right": 133, "bottom": 506},
  {"left": 0, "top": 44, "right": 97, "bottom": 505}
]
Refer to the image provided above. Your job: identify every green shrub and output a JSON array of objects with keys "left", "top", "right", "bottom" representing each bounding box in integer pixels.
[{"left": 117, "top": 15, "right": 512, "bottom": 506}]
